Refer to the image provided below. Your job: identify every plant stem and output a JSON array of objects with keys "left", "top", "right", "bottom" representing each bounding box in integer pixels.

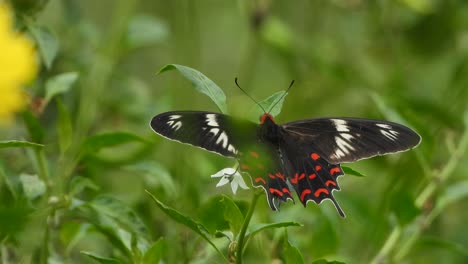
[
  {"left": 235, "top": 190, "right": 262, "bottom": 264},
  {"left": 370, "top": 226, "right": 401, "bottom": 264}
]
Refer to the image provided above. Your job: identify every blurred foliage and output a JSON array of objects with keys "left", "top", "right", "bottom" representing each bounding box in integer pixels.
[{"left": 1, "top": 0, "right": 468, "bottom": 263}]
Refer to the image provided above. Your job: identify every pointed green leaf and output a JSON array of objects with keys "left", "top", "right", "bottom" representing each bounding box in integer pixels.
[
  {"left": 89, "top": 195, "right": 150, "bottom": 242},
  {"left": 145, "top": 190, "right": 226, "bottom": 260},
  {"left": 158, "top": 64, "right": 227, "bottom": 113},
  {"left": 69, "top": 176, "right": 99, "bottom": 196},
  {"left": 250, "top": 91, "right": 288, "bottom": 121},
  {"left": 82, "top": 132, "right": 146, "bottom": 153},
  {"left": 220, "top": 195, "right": 244, "bottom": 235},
  {"left": 342, "top": 166, "right": 365, "bottom": 177},
  {"left": 81, "top": 251, "right": 123, "bottom": 264},
  {"left": 45, "top": 72, "right": 79, "bottom": 104},
  {"left": 283, "top": 231, "right": 304, "bottom": 264},
  {"left": 143, "top": 238, "right": 166, "bottom": 264},
  {"left": 22, "top": 111, "right": 44, "bottom": 143},
  {"left": 0, "top": 140, "right": 43, "bottom": 149},
  {"left": 28, "top": 24, "right": 59, "bottom": 69},
  {"left": 245, "top": 222, "right": 301, "bottom": 243}
]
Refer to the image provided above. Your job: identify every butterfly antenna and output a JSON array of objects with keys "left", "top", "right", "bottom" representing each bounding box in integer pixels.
[
  {"left": 235, "top": 77, "right": 267, "bottom": 113},
  {"left": 267, "top": 80, "right": 295, "bottom": 113}
]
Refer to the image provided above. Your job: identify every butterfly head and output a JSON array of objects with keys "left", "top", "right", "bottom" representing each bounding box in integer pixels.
[{"left": 260, "top": 113, "right": 275, "bottom": 124}]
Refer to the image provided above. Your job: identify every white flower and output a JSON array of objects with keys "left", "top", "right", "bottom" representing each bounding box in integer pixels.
[{"left": 211, "top": 168, "right": 249, "bottom": 194}]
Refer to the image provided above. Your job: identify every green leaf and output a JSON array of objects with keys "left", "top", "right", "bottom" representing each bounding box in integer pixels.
[
  {"left": 89, "top": 195, "right": 150, "bottom": 242},
  {"left": 311, "top": 259, "right": 346, "bottom": 264},
  {"left": 0, "top": 140, "right": 43, "bottom": 149},
  {"left": 81, "top": 251, "right": 123, "bottom": 264},
  {"left": 22, "top": 111, "right": 45, "bottom": 143},
  {"left": 28, "top": 24, "right": 59, "bottom": 69},
  {"left": 19, "top": 173, "right": 46, "bottom": 200},
  {"left": 283, "top": 231, "right": 304, "bottom": 264},
  {"left": 198, "top": 195, "right": 229, "bottom": 234},
  {"left": 145, "top": 190, "right": 225, "bottom": 259},
  {"left": 342, "top": 166, "right": 365, "bottom": 177},
  {"left": 69, "top": 176, "right": 99, "bottom": 196},
  {"left": 220, "top": 195, "right": 244, "bottom": 235},
  {"left": 56, "top": 98, "right": 73, "bottom": 154},
  {"left": 127, "top": 15, "right": 169, "bottom": 48},
  {"left": 45, "top": 72, "right": 79, "bottom": 104},
  {"left": 158, "top": 64, "right": 227, "bottom": 113},
  {"left": 245, "top": 222, "right": 302, "bottom": 243},
  {"left": 82, "top": 132, "right": 146, "bottom": 153},
  {"left": 250, "top": 91, "right": 288, "bottom": 121},
  {"left": 143, "top": 238, "right": 166, "bottom": 264}
]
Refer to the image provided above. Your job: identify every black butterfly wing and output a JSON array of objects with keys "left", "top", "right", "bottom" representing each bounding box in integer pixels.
[
  {"left": 238, "top": 144, "right": 294, "bottom": 211},
  {"left": 278, "top": 134, "right": 346, "bottom": 216},
  {"left": 277, "top": 118, "right": 420, "bottom": 217},
  {"left": 281, "top": 118, "right": 421, "bottom": 164},
  {"left": 150, "top": 111, "right": 258, "bottom": 157}
]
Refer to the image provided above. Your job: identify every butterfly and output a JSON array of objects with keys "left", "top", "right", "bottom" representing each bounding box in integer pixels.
[{"left": 150, "top": 107, "right": 421, "bottom": 217}]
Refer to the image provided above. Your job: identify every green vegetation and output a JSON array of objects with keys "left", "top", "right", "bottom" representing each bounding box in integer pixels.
[{"left": 1, "top": 0, "right": 468, "bottom": 263}]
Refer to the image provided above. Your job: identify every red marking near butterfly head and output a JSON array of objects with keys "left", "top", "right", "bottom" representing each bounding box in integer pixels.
[{"left": 260, "top": 113, "right": 275, "bottom": 124}]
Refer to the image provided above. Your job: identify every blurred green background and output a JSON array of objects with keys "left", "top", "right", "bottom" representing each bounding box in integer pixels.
[{"left": 1, "top": 0, "right": 468, "bottom": 263}]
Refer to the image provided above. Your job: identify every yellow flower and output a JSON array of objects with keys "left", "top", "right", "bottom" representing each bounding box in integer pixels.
[{"left": 0, "top": 3, "right": 37, "bottom": 123}]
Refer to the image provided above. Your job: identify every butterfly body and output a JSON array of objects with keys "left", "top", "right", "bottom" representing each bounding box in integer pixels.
[{"left": 151, "top": 111, "right": 421, "bottom": 217}]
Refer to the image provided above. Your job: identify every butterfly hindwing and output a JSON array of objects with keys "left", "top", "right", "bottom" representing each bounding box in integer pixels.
[
  {"left": 279, "top": 137, "right": 346, "bottom": 216},
  {"left": 281, "top": 118, "right": 421, "bottom": 163},
  {"left": 239, "top": 146, "right": 293, "bottom": 210},
  {"left": 150, "top": 111, "right": 258, "bottom": 157}
]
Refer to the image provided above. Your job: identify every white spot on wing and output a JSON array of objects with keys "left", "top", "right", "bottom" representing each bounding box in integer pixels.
[
  {"left": 206, "top": 114, "right": 219, "bottom": 127},
  {"left": 169, "top": 115, "right": 182, "bottom": 120},
  {"left": 332, "top": 119, "right": 349, "bottom": 132},
  {"left": 216, "top": 131, "right": 228, "bottom": 148},
  {"left": 167, "top": 120, "right": 182, "bottom": 131},
  {"left": 377, "top": 123, "right": 391, "bottom": 129},
  {"left": 227, "top": 144, "right": 237, "bottom": 154},
  {"left": 380, "top": 129, "right": 399, "bottom": 141}
]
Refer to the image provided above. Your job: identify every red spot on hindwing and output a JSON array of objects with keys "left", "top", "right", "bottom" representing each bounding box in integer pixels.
[
  {"left": 276, "top": 172, "right": 285, "bottom": 181},
  {"left": 269, "top": 188, "right": 283, "bottom": 197},
  {"left": 269, "top": 174, "right": 276, "bottom": 179},
  {"left": 299, "top": 173, "right": 305, "bottom": 180},
  {"left": 315, "top": 165, "right": 322, "bottom": 171},
  {"left": 255, "top": 177, "right": 266, "bottom": 185},
  {"left": 308, "top": 173, "right": 317, "bottom": 180},
  {"left": 282, "top": 187, "right": 291, "bottom": 195},
  {"left": 330, "top": 167, "right": 341, "bottom": 175},
  {"left": 325, "top": 180, "right": 336, "bottom": 187},
  {"left": 300, "top": 189, "right": 312, "bottom": 201},
  {"left": 314, "top": 188, "right": 329, "bottom": 197},
  {"left": 250, "top": 151, "right": 259, "bottom": 159},
  {"left": 311, "top": 153, "right": 320, "bottom": 160},
  {"left": 291, "top": 173, "right": 299, "bottom": 184}
]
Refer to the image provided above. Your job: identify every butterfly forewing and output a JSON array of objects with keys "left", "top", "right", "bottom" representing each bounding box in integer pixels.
[
  {"left": 150, "top": 111, "right": 258, "bottom": 157},
  {"left": 281, "top": 118, "right": 421, "bottom": 164}
]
